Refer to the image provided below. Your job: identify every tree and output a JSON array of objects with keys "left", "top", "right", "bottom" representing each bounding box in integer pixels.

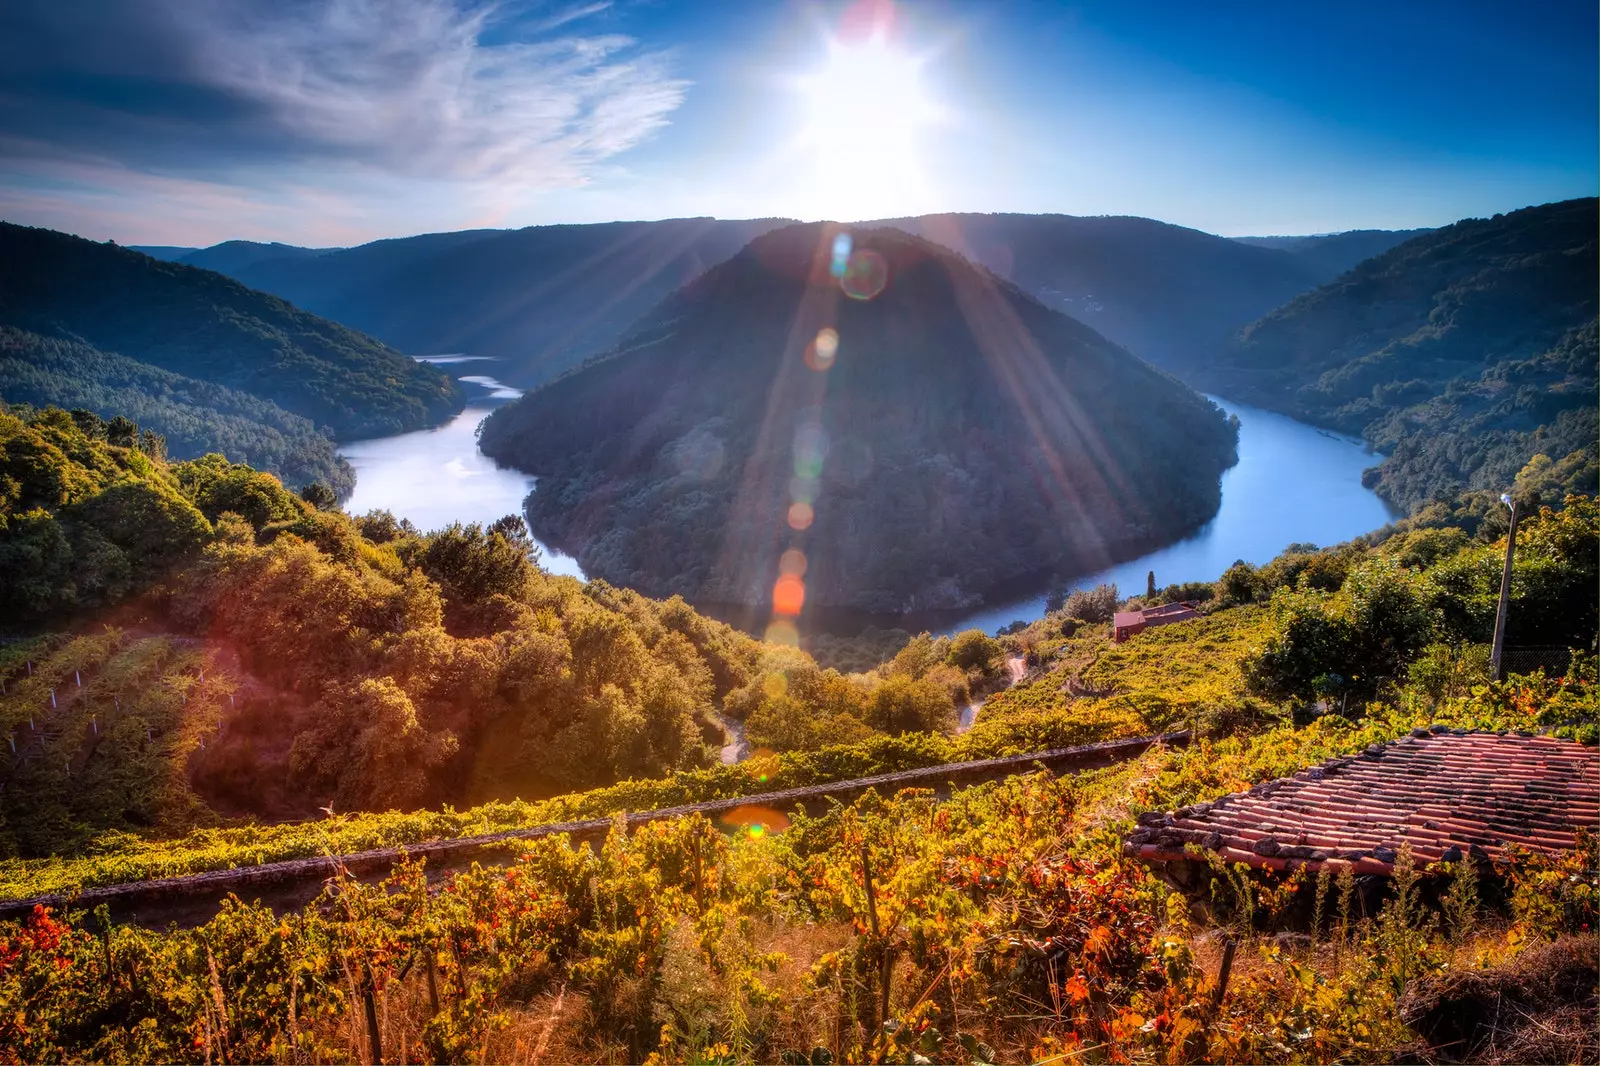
[
  {"left": 1217, "top": 561, "right": 1259, "bottom": 606},
  {"left": 948, "top": 629, "right": 1001, "bottom": 674},
  {"left": 417, "top": 520, "right": 537, "bottom": 602},
  {"left": 300, "top": 481, "right": 338, "bottom": 511},
  {"left": 289, "top": 677, "right": 458, "bottom": 810},
  {"left": 1062, "top": 583, "right": 1119, "bottom": 624},
  {"left": 866, "top": 674, "right": 955, "bottom": 735}
]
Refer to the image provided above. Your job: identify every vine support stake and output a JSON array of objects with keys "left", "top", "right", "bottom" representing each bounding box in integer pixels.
[
  {"left": 691, "top": 829, "right": 705, "bottom": 911},
  {"left": 1210, "top": 936, "right": 1236, "bottom": 1015},
  {"left": 860, "top": 843, "right": 880, "bottom": 938},
  {"left": 425, "top": 950, "right": 441, "bottom": 1017},
  {"left": 361, "top": 967, "right": 383, "bottom": 1064}
]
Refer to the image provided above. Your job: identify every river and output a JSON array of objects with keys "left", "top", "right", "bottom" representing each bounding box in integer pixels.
[
  {"left": 941, "top": 396, "right": 1399, "bottom": 635},
  {"left": 338, "top": 358, "right": 585, "bottom": 579},
  {"left": 340, "top": 375, "right": 1395, "bottom": 631}
]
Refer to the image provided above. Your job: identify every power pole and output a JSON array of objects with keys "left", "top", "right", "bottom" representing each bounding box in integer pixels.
[{"left": 1490, "top": 496, "right": 1521, "bottom": 681}]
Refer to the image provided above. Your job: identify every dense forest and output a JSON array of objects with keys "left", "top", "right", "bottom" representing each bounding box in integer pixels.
[
  {"left": 0, "top": 222, "right": 462, "bottom": 440},
  {"left": 1211, "top": 198, "right": 1599, "bottom": 511},
  {"left": 0, "top": 327, "right": 353, "bottom": 495},
  {"left": 480, "top": 223, "right": 1239, "bottom": 615}
]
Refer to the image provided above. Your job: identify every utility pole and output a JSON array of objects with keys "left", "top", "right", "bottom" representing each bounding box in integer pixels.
[{"left": 1490, "top": 495, "right": 1521, "bottom": 681}]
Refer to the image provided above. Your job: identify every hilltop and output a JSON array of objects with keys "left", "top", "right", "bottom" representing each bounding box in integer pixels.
[
  {"left": 1212, "top": 199, "right": 1598, "bottom": 510},
  {"left": 0, "top": 222, "right": 462, "bottom": 443},
  {"left": 480, "top": 222, "right": 1238, "bottom": 616}
]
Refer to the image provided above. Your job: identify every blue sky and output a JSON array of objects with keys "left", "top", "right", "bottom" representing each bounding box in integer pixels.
[{"left": 0, "top": 0, "right": 1592, "bottom": 245}]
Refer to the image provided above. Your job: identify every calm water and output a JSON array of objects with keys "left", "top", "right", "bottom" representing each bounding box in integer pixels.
[
  {"left": 340, "top": 380, "right": 1395, "bottom": 625},
  {"left": 338, "top": 364, "right": 585, "bottom": 579},
  {"left": 941, "top": 396, "right": 1399, "bottom": 635}
]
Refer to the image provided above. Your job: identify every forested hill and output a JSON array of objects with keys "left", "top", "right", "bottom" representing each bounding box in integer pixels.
[
  {"left": 0, "top": 222, "right": 462, "bottom": 440},
  {"left": 219, "top": 219, "right": 789, "bottom": 384},
  {"left": 1211, "top": 198, "right": 1599, "bottom": 511},
  {"left": 0, "top": 328, "right": 355, "bottom": 495},
  {"left": 479, "top": 222, "right": 1238, "bottom": 615}
]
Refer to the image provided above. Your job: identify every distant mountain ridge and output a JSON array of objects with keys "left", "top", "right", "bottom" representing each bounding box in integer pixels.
[
  {"left": 872, "top": 213, "right": 1334, "bottom": 372},
  {"left": 162, "top": 214, "right": 1425, "bottom": 387},
  {"left": 1232, "top": 229, "right": 1432, "bottom": 279},
  {"left": 215, "top": 219, "right": 789, "bottom": 384},
  {"left": 480, "top": 222, "right": 1239, "bottom": 615},
  {"left": 1212, "top": 198, "right": 1598, "bottom": 510}
]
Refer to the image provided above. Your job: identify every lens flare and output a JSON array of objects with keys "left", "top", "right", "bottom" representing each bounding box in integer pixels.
[
  {"left": 762, "top": 672, "right": 789, "bottom": 698},
  {"left": 841, "top": 249, "right": 888, "bottom": 300},
  {"left": 764, "top": 619, "right": 799, "bottom": 645},
  {"left": 787, "top": 501, "right": 814, "bottom": 529},
  {"left": 830, "top": 233, "right": 852, "bottom": 278},
  {"left": 806, "top": 327, "right": 839, "bottom": 371},
  {"left": 773, "top": 573, "right": 806, "bottom": 616},
  {"left": 779, "top": 548, "right": 808, "bottom": 576}
]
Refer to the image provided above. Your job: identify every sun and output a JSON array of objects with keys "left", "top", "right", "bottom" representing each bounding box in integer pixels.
[{"left": 795, "top": 36, "right": 942, "bottom": 220}]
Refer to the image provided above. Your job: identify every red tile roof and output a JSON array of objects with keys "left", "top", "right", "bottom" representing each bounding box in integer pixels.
[{"left": 1126, "top": 730, "right": 1599, "bottom": 876}]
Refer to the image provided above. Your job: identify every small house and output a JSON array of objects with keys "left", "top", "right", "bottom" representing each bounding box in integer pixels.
[{"left": 1112, "top": 601, "right": 1201, "bottom": 642}]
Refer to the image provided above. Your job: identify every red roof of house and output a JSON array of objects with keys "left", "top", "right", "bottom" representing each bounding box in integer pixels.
[
  {"left": 1113, "top": 611, "right": 1145, "bottom": 629},
  {"left": 1125, "top": 730, "right": 1599, "bottom": 876},
  {"left": 1142, "top": 602, "right": 1200, "bottom": 621}
]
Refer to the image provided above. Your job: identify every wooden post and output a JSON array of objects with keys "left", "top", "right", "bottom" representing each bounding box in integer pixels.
[
  {"left": 1210, "top": 937, "right": 1236, "bottom": 1014},
  {"left": 691, "top": 829, "right": 705, "bottom": 910},
  {"left": 361, "top": 967, "right": 383, "bottom": 1064},
  {"left": 1490, "top": 497, "right": 1521, "bottom": 681},
  {"left": 860, "top": 843, "right": 880, "bottom": 938},
  {"left": 425, "top": 950, "right": 441, "bottom": 1016}
]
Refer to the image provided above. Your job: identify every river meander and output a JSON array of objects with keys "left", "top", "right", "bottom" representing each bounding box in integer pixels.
[{"left": 340, "top": 370, "right": 1396, "bottom": 634}]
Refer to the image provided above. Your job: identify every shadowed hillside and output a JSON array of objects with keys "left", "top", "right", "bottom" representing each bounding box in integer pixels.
[
  {"left": 222, "top": 219, "right": 790, "bottom": 384},
  {"left": 0, "top": 222, "right": 462, "bottom": 441},
  {"left": 480, "top": 222, "right": 1238, "bottom": 616}
]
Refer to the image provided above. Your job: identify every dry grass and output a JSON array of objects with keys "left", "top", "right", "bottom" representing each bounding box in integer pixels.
[{"left": 1398, "top": 934, "right": 1599, "bottom": 1064}]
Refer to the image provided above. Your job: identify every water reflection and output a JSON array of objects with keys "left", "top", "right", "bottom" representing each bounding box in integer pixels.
[
  {"left": 944, "top": 396, "right": 1400, "bottom": 636},
  {"left": 338, "top": 366, "right": 585, "bottom": 579}
]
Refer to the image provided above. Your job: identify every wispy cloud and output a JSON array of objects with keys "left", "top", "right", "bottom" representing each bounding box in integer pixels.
[{"left": 0, "top": 0, "right": 688, "bottom": 243}]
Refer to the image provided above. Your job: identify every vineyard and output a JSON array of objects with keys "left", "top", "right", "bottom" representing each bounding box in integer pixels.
[
  {"left": 0, "top": 632, "right": 235, "bottom": 856},
  {"left": 1, "top": 674, "right": 1595, "bottom": 1063}
]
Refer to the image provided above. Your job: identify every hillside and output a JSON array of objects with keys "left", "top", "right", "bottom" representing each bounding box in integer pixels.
[
  {"left": 0, "top": 222, "right": 462, "bottom": 440},
  {"left": 1212, "top": 199, "right": 1599, "bottom": 510},
  {"left": 1, "top": 434, "right": 1594, "bottom": 1063},
  {"left": 871, "top": 212, "right": 1333, "bottom": 372},
  {"left": 221, "top": 219, "right": 788, "bottom": 384},
  {"left": 0, "top": 328, "right": 353, "bottom": 494},
  {"left": 480, "top": 223, "right": 1238, "bottom": 616}
]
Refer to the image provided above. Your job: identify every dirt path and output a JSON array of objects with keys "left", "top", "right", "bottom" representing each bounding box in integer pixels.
[
  {"left": 958, "top": 654, "right": 1029, "bottom": 733},
  {"left": 716, "top": 712, "right": 748, "bottom": 765}
]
